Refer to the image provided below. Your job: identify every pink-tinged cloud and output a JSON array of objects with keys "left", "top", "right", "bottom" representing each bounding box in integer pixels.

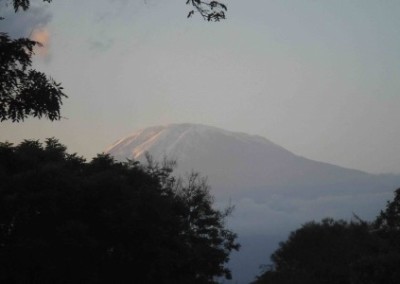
[{"left": 31, "top": 28, "right": 50, "bottom": 57}]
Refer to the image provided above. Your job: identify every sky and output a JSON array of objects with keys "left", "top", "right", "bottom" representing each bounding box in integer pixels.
[{"left": 1, "top": 0, "right": 400, "bottom": 174}]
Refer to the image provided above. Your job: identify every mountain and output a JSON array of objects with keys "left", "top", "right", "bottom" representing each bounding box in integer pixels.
[{"left": 106, "top": 123, "right": 400, "bottom": 283}]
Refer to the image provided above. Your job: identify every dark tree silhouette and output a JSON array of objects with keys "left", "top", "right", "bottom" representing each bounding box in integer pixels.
[
  {"left": 8, "top": 0, "right": 228, "bottom": 21},
  {"left": 253, "top": 190, "right": 400, "bottom": 284},
  {"left": 375, "top": 188, "right": 400, "bottom": 232},
  {"left": 0, "top": 139, "right": 239, "bottom": 283},
  {"left": 0, "top": 33, "right": 66, "bottom": 122},
  {"left": 252, "top": 219, "right": 376, "bottom": 284},
  {"left": 353, "top": 188, "right": 400, "bottom": 284},
  {"left": 186, "top": 0, "right": 227, "bottom": 21},
  {"left": 1, "top": 0, "right": 65, "bottom": 122},
  {"left": 7, "top": 0, "right": 52, "bottom": 12}
]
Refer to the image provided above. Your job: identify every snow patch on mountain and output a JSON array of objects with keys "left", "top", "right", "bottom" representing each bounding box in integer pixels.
[{"left": 106, "top": 123, "right": 290, "bottom": 163}]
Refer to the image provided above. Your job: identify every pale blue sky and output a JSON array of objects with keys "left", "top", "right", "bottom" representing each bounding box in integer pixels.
[{"left": 1, "top": 0, "right": 400, "bottom": 174}]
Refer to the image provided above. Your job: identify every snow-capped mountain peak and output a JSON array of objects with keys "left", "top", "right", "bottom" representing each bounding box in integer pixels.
[{"left": 105, "top": 123, "right": 400, "bottom": 284}]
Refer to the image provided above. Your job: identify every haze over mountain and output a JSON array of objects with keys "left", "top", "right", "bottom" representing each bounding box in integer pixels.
[{"left": 106, "top": 123, "right": 400, "bottom": 283}]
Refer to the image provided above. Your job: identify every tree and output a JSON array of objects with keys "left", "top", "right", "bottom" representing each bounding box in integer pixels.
[
  {"left": 0, "top": 32, "right": 66, "bottom": 122},
  {"left": 252, "top": 219, "right": 375, "bottom": 284},
  {"left": 186, "top": 0, "right": 227, "bottom": 21},
  {"left": 353, "top": 188, "right": 400, "bottom": 284},
  {"left": 0, "top": 139, "right": 239, "bottom": 283},
  {"left": 7, "top": 0, "right": 228, "bottom": 21},
  {"left": 1, "top": 0, "right": 66, "bottom": 122},
  {"left": 253, "top": 189, "right": 400, "bottom": 284},
  {"left": 375, "top": 188, "right": 400, "bottom": 233},
  {"left": 172, "top": 172, "right": 239, "bottom": 281},
  {"left": 5, "top": 0, "right": 52, "bottom": 12}
]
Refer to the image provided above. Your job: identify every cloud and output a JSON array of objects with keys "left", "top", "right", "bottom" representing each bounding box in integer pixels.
[
  {"left": 31, "top": 27, "right": 50, "bottom": 57},
  {"left": 0, "top": 4, "right": 52, "bottom": 38},
  {"left": 89, "top": 38, "right": 114, "bottom": 52},
  {"left": 215, "top": 190, "right": 393, "bottom": 235},
  {"left": 1, "top": 2, "right": 53, "bottom": 61}
]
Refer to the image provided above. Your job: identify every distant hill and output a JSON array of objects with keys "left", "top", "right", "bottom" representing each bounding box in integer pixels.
[{"left": 106, "top": 123, "right": 400, "bottom": 283}]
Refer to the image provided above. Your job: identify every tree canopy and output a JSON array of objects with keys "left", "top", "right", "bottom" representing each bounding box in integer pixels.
[
  {"left": 0, "top": 32, "right": 66, "bottom": 122},
  {"left": 186, "top": 0, "right": 227, "bottom": 21},
  {"left": 252, "top": 219, "right": 375, "bottom": 284},
  {"left": 253, "top": 190, "right": 400, "bottom": 284},
  {"left": 0, "top": 139, "right": 239, "bottom": 283},
  {"left": 6, "top": 0, "right": 52, "bottom": 12},
  {"left": 8, "top": 0, "right": 228, "bottom": 21},
  {"left": 7, "top": 0, "right": 227, "bottom": 20},
  {"left": 0, "top": 0, "right": 65, "bottom": 122}
]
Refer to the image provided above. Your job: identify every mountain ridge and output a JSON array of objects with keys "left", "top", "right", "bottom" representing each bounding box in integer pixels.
[
  {"left": 106, "top": 123, "right": 292, "bottom": 160},
  {"left": 106, "top": 123, "right": 371, "bottom": 176},
  {"left": 105, "top": 123, "right": 400, "bottom": 284},
  {"left": 106, "top": 124, "right": 382, "bottom": 199}
]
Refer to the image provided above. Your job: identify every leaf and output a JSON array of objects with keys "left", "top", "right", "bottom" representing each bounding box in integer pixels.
[{"left": 187, "top": 10, "right": 194, "bottom": 18}]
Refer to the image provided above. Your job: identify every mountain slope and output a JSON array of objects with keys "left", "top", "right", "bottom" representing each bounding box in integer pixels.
[
  {"left": 106, "top": 123, "right": 391, "bottom": 199},
  {"left": 106, "top": 123, "right": 400, "bottom": 283}
]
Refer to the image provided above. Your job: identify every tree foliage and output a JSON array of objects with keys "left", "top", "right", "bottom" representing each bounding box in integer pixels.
[
  {"left": 253, "top": 190, "right": 400, "bottom": 284},
  {"left": 7, "top": 0, "right": 53, "bottom": 12},
  {"left": 8, "top": 0, "right": 228, "bottom": 21},
  {"left": 0, "top": 33, "right": 66, "bottom": 122},
  {"left": 375, "top": 188, "right": 400, "bottom": 233},
  {"left": 0, "top": 139, "right": 239, "bottom": 283},
  {"left": 358, "top": 188, "right": 400, "bottom": 284},
  {"left": 186, "top": 0, "right": 227, "bottom": 21},
  {"left": 252, "top": 219, "right": 375, "bottom": 284},
  {"left": 1, "top": 0, "right": 66, "bottom": 122}
]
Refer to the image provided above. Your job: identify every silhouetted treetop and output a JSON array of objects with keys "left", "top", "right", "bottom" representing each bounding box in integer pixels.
[
  {"left": 1, "top": 0, "right": 66, "bottom": 122},
  {"left": 0, "top": 33, "right": 66, "bottom": 122},
  {"left": 186, "top": 0, "right": 227, "bottom": 21},
  {"left": 375, "top": 188, "right": 400, "bottom": 232},
  {"left": 0, "top": 139, "right": 239, "bottom": 283},
  {"left": 7, "top": 0, "right": 228, "bottom": 21},
  {"left": 8, "top": 0, "right": 52, "bottom": 12},
  {"left": 252, "top": 219, "right": 378, "bottom": 284},
  {"left": 253, "top": 189, "right": 400, "bottom": 284}
]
